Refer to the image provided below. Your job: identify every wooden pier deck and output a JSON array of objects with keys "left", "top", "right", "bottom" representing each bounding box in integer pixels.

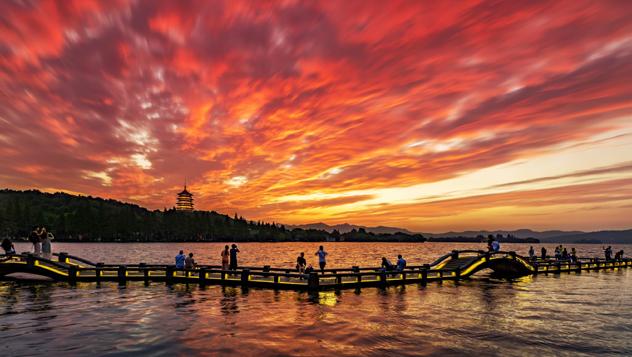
[{"left": 1, "top": 250, "right": 631, "bottom": 290}]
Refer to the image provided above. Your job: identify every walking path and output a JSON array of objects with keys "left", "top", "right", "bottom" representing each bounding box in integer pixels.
[{"left": 1, "top": 250, "right": 630, "bottom": 290}]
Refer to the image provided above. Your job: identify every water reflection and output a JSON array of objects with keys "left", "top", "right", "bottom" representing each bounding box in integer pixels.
[
  {"left": 220, "top": 286, "right": 240, "bottom": 315},
  {"left": 316, "top": 291, "right": 338, "bottom": 307},
  {"left": 2, "top": 243, "right": 632, "bottom": 356},
  {"left": 171, "top": 285, "right": 197, "bottom": 310},
  {"left": 27, "top": 286, "right": 55, "bottom": 335}
]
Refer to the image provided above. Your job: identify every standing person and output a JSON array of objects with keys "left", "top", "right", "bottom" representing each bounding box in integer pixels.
[
  {"left": 396, "top": 254, "right": 407, "bottom": 271},
  {"left": 296, "top": 252, "right": 307, "bottom": 273},
  {"left": 1, "top": 238, "right": 15, "bottom": 255},
  {"left": 315, "top": 245, "right": 328, "bottom": 274},
  {"left": 38, "top": 228, "right": 47, "bottom": 256},
  {"left": 229, "top": 244, "right": 240, "bottom": 270},
  {"left": 571, "top": 248, "right": 577, "bottom": 263},
  {"left": 175, "top": 250, "right": 186, "bottom": 269},
  {"left": 185, "top": 252, "right": 196, "bottom": 269},
  {"left": 41, "top": 231, "right": 53, "bottom": 259},
  {"left": 561, "top": 248, "right": 569, "bottom": 260},
  {"left": 29, "top": 228, "right": 41, "bottom": 256},
  {"left": 541, "top": 247, "right": 547, "bottom": 260},
  {"left": 221, "top": 245, "right": 230, "bottom": 270},
  {"left": 603, "top": 246, "right": 612, "bottom": 261},
  {"left": 528, "top": 246, "right": 535, "bottom": 260}
]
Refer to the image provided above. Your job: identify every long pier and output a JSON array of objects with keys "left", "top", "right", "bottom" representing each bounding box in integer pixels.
[{"left": 1, "top": 250, "right": 631, "bottom": 290}]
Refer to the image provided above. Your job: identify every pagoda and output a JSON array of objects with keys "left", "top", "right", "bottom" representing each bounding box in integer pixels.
[{"left": 176, "top": 183, "right": 194, "bottom": 211}]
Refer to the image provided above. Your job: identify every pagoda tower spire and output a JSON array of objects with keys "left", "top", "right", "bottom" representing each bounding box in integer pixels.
[{"left": 176, "top": 179, "right": 194, "bottom": 211}]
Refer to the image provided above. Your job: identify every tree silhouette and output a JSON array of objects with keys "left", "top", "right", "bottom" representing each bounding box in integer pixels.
[{"left": 0, "top": 189, "right": 426, "bottom": 243}]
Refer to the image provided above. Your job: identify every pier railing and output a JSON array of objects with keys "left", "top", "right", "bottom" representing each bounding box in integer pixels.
[{"left": 2, "top": 250, "right": 631, "bottom": 291}]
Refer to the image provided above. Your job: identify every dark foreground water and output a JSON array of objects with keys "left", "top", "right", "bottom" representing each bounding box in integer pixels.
[{"left": 2, "top": 242, "right": 632, "bottom": 356}]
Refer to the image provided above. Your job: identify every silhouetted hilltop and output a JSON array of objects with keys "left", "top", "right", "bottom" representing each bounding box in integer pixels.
[
  {"left": 287, "top": 222, "right": 414, "bottom": 234},
  {"left": 539, "top": 230, "right": 632, "bottom": 244},
  {"left": 286, "top": 223, "right": 632, "bottom": 244},
  {"left": 0, "top": 189, "right": 425, "bottom": 243},
  {"left": 423, "top": 229, "right": 631, "bottom": 243},
  {"left": 421, "top": 229, "right": 584, "bottom": 239},
  {"left": 288, "top": 224, "right": 580, "bottom": 239}
]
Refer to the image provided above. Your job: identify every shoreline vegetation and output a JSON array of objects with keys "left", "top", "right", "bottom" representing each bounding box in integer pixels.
[{"left": 0, "top": 189, "right": 541, "bottom": 244}]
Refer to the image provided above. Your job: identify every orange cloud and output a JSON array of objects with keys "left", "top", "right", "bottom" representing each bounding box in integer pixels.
[{"left": 1, "top": 0, "right": 632, "bottom": 231}]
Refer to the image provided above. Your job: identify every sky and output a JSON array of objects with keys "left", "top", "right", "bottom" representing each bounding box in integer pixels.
[{"left": 1, "top": 0, "right": 632, "bottom": 233}]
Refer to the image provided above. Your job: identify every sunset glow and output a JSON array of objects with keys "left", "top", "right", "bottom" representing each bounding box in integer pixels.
[{"left": 2, "top": 0, "right": 632, "bottom": 232}]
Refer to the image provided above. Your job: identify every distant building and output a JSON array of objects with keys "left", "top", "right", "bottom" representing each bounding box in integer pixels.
[{"left": 176, "top": 184, "right": 194, "bottom": 211}]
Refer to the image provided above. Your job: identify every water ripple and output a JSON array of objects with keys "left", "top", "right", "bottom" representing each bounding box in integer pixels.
[{"left": 2, "top": 242, "right": 632, "bottom": 356}]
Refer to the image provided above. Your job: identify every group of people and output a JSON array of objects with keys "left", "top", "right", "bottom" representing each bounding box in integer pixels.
[
  {"left": 529, "top": 245, "right": 579, "bottom": 262},
  {"left": 0, "top": 227, "right": 54, "bottom": 258},
  {"left": 175, "top": 244, "right": 241, "bottom": 270},
  {"left": 173, "top": 244, "right": 412, "bottom": 278},
  {"left": 296, "top": 246, "right": 329, "bottom": 275},
  {"left": 604, "top": 246, "right": 625, "bottom": 261},
  {"left": 528, "top": 245, "right": 625, "bottom": 262},
  {"left": 530, "top": 245, "right": 579, "bottom": 262},
  {"left": 485, "top": 238, "right": 627, "bottom": 264},
  {"left": 29, "top": 227, "right": 54, "bottom": 258},
  {"left": 380, "top": 255, "right": 407, "bottom": 271},
  {"left": 175, "top": 250, "right": 196, "bottom": 269},
  {"left": 171, "top": 242, "right": 628, "bottom": 275},
  {"left": 221, "top": 244, "right": 240, "bottom": 270},
  {"left": 172, "top": 245, "right": 337, "bottom": 276},
  {"left": 296, "top": 247, "right": 408, "bottom": 275},
  {"left": 555, "top": 245, "right": 577, "bottom": 262}
]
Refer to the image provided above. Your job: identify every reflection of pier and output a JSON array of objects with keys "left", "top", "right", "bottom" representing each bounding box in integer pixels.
[{"left": 1, "top": 250, "right": 630, "bottom": 291}]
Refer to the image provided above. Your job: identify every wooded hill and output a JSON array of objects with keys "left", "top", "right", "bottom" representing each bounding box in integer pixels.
[{"left": 0, "top": 189, "right": 425, "bottom": 243}]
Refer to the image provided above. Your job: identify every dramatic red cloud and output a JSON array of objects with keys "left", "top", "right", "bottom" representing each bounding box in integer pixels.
[{"left": 1, "top": 0, "right": 632, "bottom": 231}]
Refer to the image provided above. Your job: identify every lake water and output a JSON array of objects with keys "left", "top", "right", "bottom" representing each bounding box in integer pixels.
[{"left": 2, "top": 242, "right": 632, "bottom": 356}]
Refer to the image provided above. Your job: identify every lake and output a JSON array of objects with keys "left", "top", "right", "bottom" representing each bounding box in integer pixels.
[{"left": 2, "top": 242, "right": 632, "bottom": 356}]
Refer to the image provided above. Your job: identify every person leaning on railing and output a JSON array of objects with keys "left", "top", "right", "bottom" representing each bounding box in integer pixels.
[
  {"left": 381, "top": 257, "right": 394, "bottom": 271},
  {"left": 396, "top": 255, "right": 407, "bottom": 271},
  {"left": 185, "top": 252, "right": 196, "bottom": 269},
  {"left": 561, "top": 248, "right": 569, "bottom": 260},
  {"left": 175, "top": 250, "right": 185, "bottom": 269},
  {"left": 296, "top": 252, "right": 307, "bottom": 274},
  {"left": 303, "top": 264, "right": 314, "bottom": 278},
  {"left": 1, "top": 237, "right": 16, "bottom": 255}
]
